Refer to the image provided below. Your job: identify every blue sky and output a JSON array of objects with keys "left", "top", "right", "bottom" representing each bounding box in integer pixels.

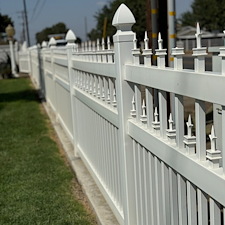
[{"left": 0, "top": 0, "right": 193, "bottom": 45}]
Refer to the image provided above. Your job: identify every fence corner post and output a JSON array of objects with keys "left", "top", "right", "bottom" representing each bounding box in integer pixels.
[
  {"left": 112, "top": 4, "right": 136, "bottom": 225},
  {"left": 65, "top": 29, "right": 79, "bottom": 157}
]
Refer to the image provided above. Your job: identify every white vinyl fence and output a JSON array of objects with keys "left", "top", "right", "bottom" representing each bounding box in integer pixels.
[{"left": 19, "top": 4, "right": 225, "bottom": 225}]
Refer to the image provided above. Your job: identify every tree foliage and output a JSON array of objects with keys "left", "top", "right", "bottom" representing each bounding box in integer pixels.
[
  {"left": 179, "top": 0, "right": 225, "bottom": 31},
  {"left": 88, "top": 0, "right": 146, "bottom": 41},
  {"left": 36, "top": 22, "right": 68, "bottom": 44},
  {"left": 0, "top": 13, "right": 13, "bottom": 33}
]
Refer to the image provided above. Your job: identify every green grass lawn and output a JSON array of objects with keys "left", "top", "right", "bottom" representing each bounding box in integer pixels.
[{"left": 0, "top": 78, "right": 96, "bottom": 225}]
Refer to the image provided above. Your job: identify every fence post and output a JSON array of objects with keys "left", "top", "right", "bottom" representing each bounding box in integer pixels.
[
  {"left": 65, "top": 30, "right": 79, "bottom": 157},
  {"left": 112, "top": 4, "right": 136, "bottom": 225},
  {"left": 40, "top": 41, "right": 47, "bottom": 98},
  {"left": 49, "top": 37, "right": 57, "bottom": 113}
]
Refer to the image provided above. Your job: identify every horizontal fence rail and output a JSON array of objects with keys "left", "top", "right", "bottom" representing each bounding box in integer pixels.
[{"left": 18, "top": 4, "right": 225, "bottom": 225}]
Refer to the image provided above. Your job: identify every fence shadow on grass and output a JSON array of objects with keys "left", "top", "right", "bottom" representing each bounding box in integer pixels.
[{"left": 0, "top": 86, "right": 42, "bottom": 104}]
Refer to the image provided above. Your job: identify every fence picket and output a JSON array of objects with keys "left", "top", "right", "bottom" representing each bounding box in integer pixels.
[
  {"left": 197, "top": 189, "right": 208, "bottom": 225},
  {"left": 209, "top": 198, "right": 221, "bottom": 225},
  {"left": 177, "top": 174, "right": 187, "bottom": 225},
  {"left": 187, "top": 181, "right": 197, "bottom": 225}
]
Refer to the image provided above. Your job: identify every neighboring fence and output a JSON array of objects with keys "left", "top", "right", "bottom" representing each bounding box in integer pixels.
[
  {"left": 18, "top": 42, "right": 30, "bottom": 73},
  {"left": 19, "top": 4, "right": 225, "bottom": 225}
]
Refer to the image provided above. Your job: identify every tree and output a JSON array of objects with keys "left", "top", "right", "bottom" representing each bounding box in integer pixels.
[
  {"left": 0, "top": 13, "right": 13, "bottom": 33},
  {"left": 179, "top": 0, "right": 225, "bottom": 32},
  {"left": 36, "top": 22, "right": 68, "bottom": 44},
  {"left": 88, "top": 0, "right": 146, "bottom": 41},
  {"left": 0, "top": 13, "right": 13, "bottom": 43}
]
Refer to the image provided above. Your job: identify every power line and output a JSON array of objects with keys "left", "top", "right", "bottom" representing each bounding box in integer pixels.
[
  {"left": 30, "top": 0, "right": 41, "bottom": 22},
  {"left": 32, "top": 0, "right": 47, "bottom": 22}
]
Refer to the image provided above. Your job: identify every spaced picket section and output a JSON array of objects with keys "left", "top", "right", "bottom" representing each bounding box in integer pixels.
[
  {"left": 19, "top": 3, "right": 225, "bottom": 225},
  {"left": 18, "top": 42, "right": 30, "bottom": 74}
]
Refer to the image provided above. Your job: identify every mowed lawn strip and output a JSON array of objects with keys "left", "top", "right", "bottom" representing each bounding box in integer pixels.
[{"left": 0, "top": 78, "right": 96, "bottom": 225}]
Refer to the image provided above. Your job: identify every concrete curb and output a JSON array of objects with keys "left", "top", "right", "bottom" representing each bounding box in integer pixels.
[{"left": 42, "top": 101, "right": 119, "bottom": 225}]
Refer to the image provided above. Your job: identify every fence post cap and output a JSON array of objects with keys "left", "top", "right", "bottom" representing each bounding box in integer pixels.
[
  {"left": 49, "top": 37, "right": 56, "bottom": 48},
  {"left": 21, "top": 41, "right": 27, "bottom": 51},
  {"left": 112, "top": 3, "right": 135, "bottom": 31},
  {"left": 66, "top": 29, "right": 76, "bottom": 44},
  {"left": 41, "top": 41, "right": 47, "bottom": 48}
]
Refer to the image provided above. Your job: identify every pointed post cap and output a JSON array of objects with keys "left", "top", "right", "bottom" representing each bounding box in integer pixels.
[
  {"left": 41, "top": 41, "right": 47, "bottom": 48},
  {"left": 112, "top": 4, "right": 136, "bottom": 32},
  {"left": 49, "top": 37, "right": 56, "bottom": 48},
  {"left": 66, "top": 29, "right": 76, "bottom": 45},
  {"left": 21, "top": 41, "right": 27, "bottom": 51},
  {"left": 195, "top": 22, "right": 202, "bottom": 48}
]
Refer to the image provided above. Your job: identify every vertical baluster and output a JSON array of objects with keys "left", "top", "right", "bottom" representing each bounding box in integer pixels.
[
  {"left": 86, "top": 73, "right": 89, "bottom": 92},
  {"left": 166, "top": 113, "right": 176, "bottom": 144},
  {"left": 155, "top": 32, "right": 167, "bottom": 68},
  {"left": 103, "top": 76, "right": 108, "bottom": 103},
  {"left": 102, "top": 37, "right": 107, "bottom": 62},
  {"left": 132, "top": 33, "right": 140, "bottom": 65},
  {"left": 206, "top": 125, "right": 222, "bottom": 168},
  {"left": 159, "top": 90, "right": 167, "bottom": 139},
  {"left": 107, "top": 36, "right": 111, "bottom": 50},
  {"left": 112, "top": 88, "right": 117, "bottom": 108},
  {"left": 192, "top": 23, "right": 207, "bottom": 73},
  {"left": 89, "top": 74, "right": 93, "bottom": 94},
  {"left": 91, "top": 41, "right": 95, "bottom": 62},
  {"left": 108, "top": 77, "right": 114, "bottom": 106},
  {"left": 130, "top": 95, "right": 136, "bottom": 118},
  {"left": 195, "top": 99, "right": 206, "bottom": 160},
  {"left": 101, "top": 80, "right": 105, "bottom": 101},
  {"left": 140, "top": 100, "right": 147, "bottom": 127},
  {"left": 142, "top": 31, "right": 152, "bottom": 66},
  {"left": 172, "top": 47, "right": 185, "bottom": 150},
  {"left": 93, "top": 75, "right": 96, "bottom": 96},
  {"left": 184, "top": 115, "right": 196, "bottom": 155},
  {"left": 97, "top": 39, "right": 101, "bottom": 62},
  {"left": 135, "top": 84, "right": 142, "bottom": 123},
  {"left": 152, "top": 107, "right": 160, "bottom": 135},
  {"left": 107, "top": 36, "right": 113, "bottom": 63},
  {"left": 192, "top": 23, "right": 207, "bottom": 161},
  {"left": 146, "top": 87, "right": 154, "bottom": 131},
  {"left": 155, "top": 33, "right": 167, "bottom": 139}
]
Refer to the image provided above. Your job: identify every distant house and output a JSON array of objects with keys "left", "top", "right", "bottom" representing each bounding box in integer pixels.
[{"left": 176, "top": 26, "right": 225, "bottom": 51}]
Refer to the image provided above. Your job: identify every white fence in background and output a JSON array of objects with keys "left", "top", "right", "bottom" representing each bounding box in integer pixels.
[
  {"left": 18, "top": 42, "right": 30, "bottom": 73},
  {"left": 19, "top": 4, "right": 225, "bottom": 225}
]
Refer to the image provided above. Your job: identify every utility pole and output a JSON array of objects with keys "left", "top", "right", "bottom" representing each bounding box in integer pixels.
[
  {"left": 168, "top": 0, "right": 176, "bottom": 66},
  {"left": 146, "top": 0, "right": 152, "bottom": 48},
  {"left": 23, "top": 0, "right": 30, "bottom": 46}
]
